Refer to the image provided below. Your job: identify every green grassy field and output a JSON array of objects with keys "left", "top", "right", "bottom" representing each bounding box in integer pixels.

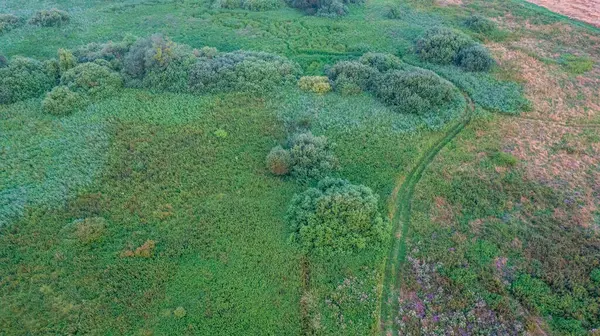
[{"left": 1, "top": 0, "right": 599, "bottom": 335}]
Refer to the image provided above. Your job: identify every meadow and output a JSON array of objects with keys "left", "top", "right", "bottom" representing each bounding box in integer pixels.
[{"left": 0, "top": 0, "right": 599, "bottom": 335}]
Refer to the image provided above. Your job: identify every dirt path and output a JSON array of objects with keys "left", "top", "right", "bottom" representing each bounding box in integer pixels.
[
  {"left": 378, "top": 94, "right": 474, "bottom": 335},
  {"left": 526, "top": 0, "right": 600, "bottom": 27}
]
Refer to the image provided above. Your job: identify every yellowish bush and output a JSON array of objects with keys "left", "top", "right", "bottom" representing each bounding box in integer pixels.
[{"left": 298, "top": 76, "right": 331, "bottom": 94}]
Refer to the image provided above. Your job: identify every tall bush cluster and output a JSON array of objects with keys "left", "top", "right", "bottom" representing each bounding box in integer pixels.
[
  {"left": 287, "top": 0, "right": 364, "bottom": 17},
  {"left": 28, "top": 9, "right": 70, "bottom": 27},
  {"left": 266, "top": 132, "right": 338, "bottom": 180},
  {"left": 416, "top": 27, "right": 495, "bottom": 72},
  {"left": 213, "top": 0, "right": 283, "bottom": 11},
  {"left": 327, "top": 52, "right": 457, "bottom": 114},
  {"left": 0, "top": 14, "right": 22, "bottom": 34},
  {"left": 0, "top": 57, "right": 56, "bottom": 104},
  {"left": 287, "top": 177, "right": 388, "bottom": 255}
]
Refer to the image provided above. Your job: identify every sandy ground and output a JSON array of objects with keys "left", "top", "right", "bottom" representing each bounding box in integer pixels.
[{"left": 526, "top": 0, "right": 600, "bottom": 27}]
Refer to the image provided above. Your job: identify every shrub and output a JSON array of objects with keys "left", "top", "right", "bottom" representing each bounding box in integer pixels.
[
  {"left": 375, "top": 69, "right": 456, "bottom": 114},
  {"left": 464, "top": 15, "right": 496, "bottom": 34},
  {"left": 288, "top": 132, "right": 337, "bottom": 180},
  {"left": 0, "top": 57, "right": 55, "bottom": 104},
  {"left": 28, "top": 9, "right": 70, "bottom": 27},
  {"left": 213, "top": 0, "right": 283, "bottom": 11},
  {"left": 266, "top": 146, "right": 292, "bottom": 176},
  {"left": 287, "top": 0, "right": 362, "bottom": 16},
  {"left": 61, "top": 62, "right": 123, "bottom": 98},
  {"left": 189, "top": 50, "right": 301, "bottom": 93},
  {"left": 287, "top": 177, "right": 388, "bottom": 254},
  {"left": 298, "top": 76, "right": 331, "bottom": 94},
  {"left": 456, "top": 44, "right": 495, "bottom": 72},
  {"left": 0, "top": 55, "right": 7, "bottom": 68},
  {"left": 123, "top": 35, "right": 197, "bottom": 91},
  {"left": 42, "top": 86, "right": 86, "bottom": 116},
  {"left": 73, "top": 36, "right": 136, "bottom": 70},
  {"left": 326, "top": 61, "right": 378, "bottom": 93},
  {"left": 73, "top": 217, "right": 107, "bottom": 244},
  {"left": 0, "top": 14, "right": 22, "bottom": 34},
  {"left": 416, "top": 27, "right": 473, "bottom": 65},
  {"left": 359, "top": 52, "right": 405, "bottom": 72},
  {"left": 194, "top": 46, "right": 218, "bottom": 59},
  {"left": 387, "top": 6, "right": 402, "bottom": 19},
  {"left": 58, "top": 48, "right": 77, "bottom": 73}
]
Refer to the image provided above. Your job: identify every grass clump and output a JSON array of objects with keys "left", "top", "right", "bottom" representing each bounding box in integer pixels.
[
  {"left": 559, "top": 54, "right": 594, "bottom": 75},
  {"left": 0, "top": 57, "right": 55, "bottom": 104},
  {"left": 61, "top": 62, "right": 123, "bottom": 99},
  {"left": 298, "top": 76, "right": 331, "bottom": 94},
  {"left": 416, "top": 27, "right": 495, "bottom": 72},
  {"left": 28, "top": 9, "right": 70, "bottom": 27},
  {"left": 0, "top": 14, "right": 22, "bottom": 34},
  {"left": 189, "top": 50, "right": 301, "bottom": 94},
  {"left": 375, "top": 69, "right": 456, "bottom": 114},
  {"left": 326, "top": 61, "right": 378, "bottom": 94},
  {"left": 456, "top": 44, "right": 495, "bottom": 72},
  {"left": 42, "top": 86, "right": 86, "bottom": 116},
  {"left": 267, "top": 132, "right": 337, "bottom": 180},
  {"left": 287, "top": 177, "right": 388, "bottom": 255}
]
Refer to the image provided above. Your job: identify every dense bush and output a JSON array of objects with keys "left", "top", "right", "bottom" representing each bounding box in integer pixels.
[
  {"left": 267, "top": 132, "right": 337, "bottom": 179},
  {"left": 0, "top": 14, "right": 22, "bottom": 34},
  {"left": 0, "top": 57, "right": 55, "bottom": 104},
  {"left": 326, "top": 61, "right": 378, "bottom": 94},
  {"left": 287, "top": 0, "right": 363, "bottom": 16},
  {"left": 73, "top": 36, "right": 136, "bottom": 70},
  {"left": 189, "top": 50, "right": 301, "bottom": 93},
  {"left": 298, "top": 76, "right": 331, "bottom": 94},
  {"left": 287, "top": 177, "right": 388, "bottom": 254},
  {"left": 213, "top": 0, "right": 283, "bottom": 11},
  {"left": 464, "top": 15, "right": 496, "bottom": 34},
  {"left": 28, "top": 9, "right": 70, "bottom": 27},
  {"left": 359, "top": 52, "right": 405, "bottom": 73},
  {"left": 58, "top": 48, "right": 77, "bottom": 74},
  {"left": 42, "top": 86, "right": 86, "bottom": 116},
  {"left": 456, "top": 44, "right": 495, "bottom": 72},
  {"left": 288, "top": 132, "right": 337, "bottom": 180},
  {"left": 0, "top": 55, "right": 7, "bottom": 68},
  {"left": 123, "top": 35, "right": 197, "bottom": 91},
  {"left": 60, "top": 62, "right": 123, "bottom": 98},
  {"left": 375, "top": 69, "right": 456, "bottom": 114},
  {"left": 416, "top": 27, "right": 473, "bottom": 65},
  {"left": 266, "top": 146, "right": 292, "bottom": 176}
]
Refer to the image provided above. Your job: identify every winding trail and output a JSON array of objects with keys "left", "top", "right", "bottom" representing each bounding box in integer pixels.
[{"left": 378, "top": 94, "right": 474, "bottom": 335}]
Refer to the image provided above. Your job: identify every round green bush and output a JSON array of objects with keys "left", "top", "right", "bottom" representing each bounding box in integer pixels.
[
  {"left": 359, "top": 52, "right": 405, "bottom": 73},
  {"left": 58, "top": 48, "right": 76, "bottom": 74},
  {"left": 60, "top": 62, "right": 123, "bottom": 98},
  {"left": 416, "top": 27, "right": 473, "bottom": 65},
  {"left": 123, "top": 35, "right": 196, "bottom": 92},
  {"left": 464, "top": 15, "right": 496, "bottom": 34},
  {"left": 375, "top": 69, "right": 456, "bottom": 114},
  {"left": 0, "top": 57, "right": 55, "bottom": 104},
  {"left": 42, "top": 86, "right": 86, "bottom": 116},
  {"left": 287, "top": 177, "right": 389, "bottom": 255},
  {"left": 266, "top": 146, "right": 292, "bottom": 176},
  {"left": 456, "top": 44, "right": 495, "bottom": 72},
  {"left": 326, "top": 61, "right": 379, "bottom": 93},
  {"left": 28, "top": 9, "right": 70, "bottom": 27},
  {"left": 288, "top": 132, "right": 337, "bottom": 180},
  {"left": 189, "top": 50, "right": 301, "bottom": 93},
  {"left": 0, "top": 14, "right": 22, "bottom": 34}
]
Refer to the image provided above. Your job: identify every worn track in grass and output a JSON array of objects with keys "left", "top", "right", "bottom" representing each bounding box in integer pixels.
[{"left": 378, "top": 94, "right": 474, "bottom": 335}]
